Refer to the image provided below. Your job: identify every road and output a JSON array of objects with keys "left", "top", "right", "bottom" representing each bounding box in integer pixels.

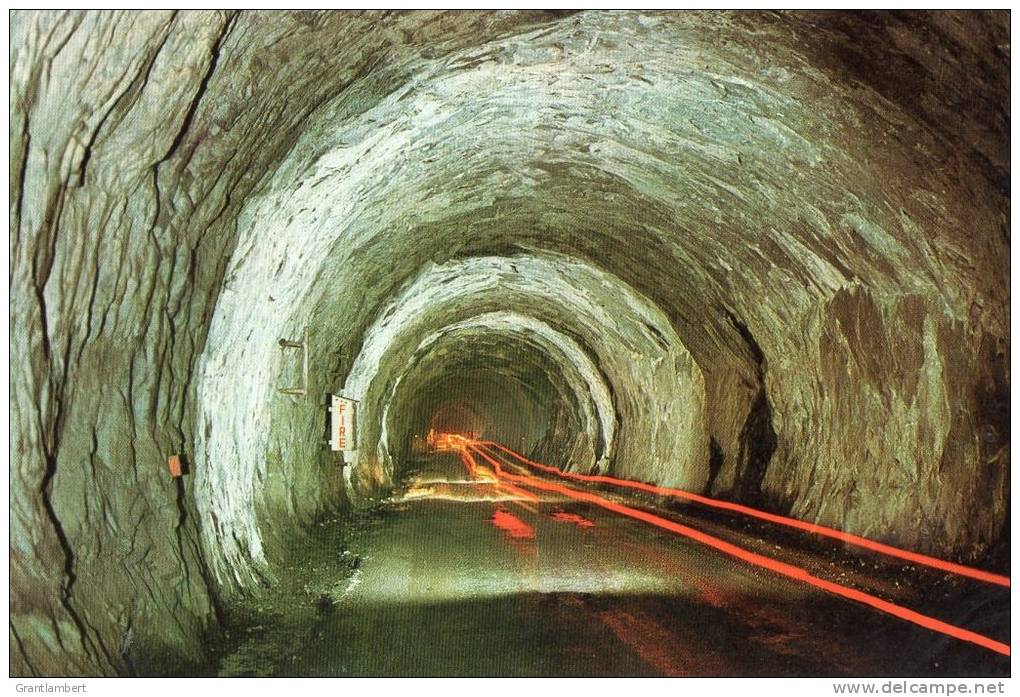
[{"left": 214, "top": 448, "right": 1009, "bottom": 677}]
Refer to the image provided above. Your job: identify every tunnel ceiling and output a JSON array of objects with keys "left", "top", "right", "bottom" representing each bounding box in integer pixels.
[{"left": 10, "top": 10, "right": 1009, "bottom": 676}]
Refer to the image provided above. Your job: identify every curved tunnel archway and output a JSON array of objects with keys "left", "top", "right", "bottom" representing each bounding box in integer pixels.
[
  {"left": 10, "top": 9, "right": 1009, "bottom": 676},
  {"left": 381, "top": 318, "right": 614, "bottom": 474}
]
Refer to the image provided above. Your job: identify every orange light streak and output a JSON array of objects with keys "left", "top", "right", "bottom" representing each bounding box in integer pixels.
[
  {"left": 489, "top": 508, "right": 536, "bottom": 540},
  {"left": 479, "top": 441, "right": 1010, "bottom": 589},
  {"left": 466, "top": 444, "right": 1010, "bottom": 657},
  {"left": 551, "top": 511, "right": 595, "bottom": 528},
  {"left": 434, "top": 432, "right": 474, "bottom": 453}
]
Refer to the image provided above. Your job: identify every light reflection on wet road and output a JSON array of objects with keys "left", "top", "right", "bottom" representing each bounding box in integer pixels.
[{"left": 219, "top": 453, "right": 1009, "bottom": 677}]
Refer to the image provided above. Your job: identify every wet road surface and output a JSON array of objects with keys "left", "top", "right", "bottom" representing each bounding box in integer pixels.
[{"left": 214, "top": 453, "right": 1009, "bottom": 677}]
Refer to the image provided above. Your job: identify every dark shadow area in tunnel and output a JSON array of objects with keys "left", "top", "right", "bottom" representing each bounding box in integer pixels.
[
  {"left": 383, "top": 330, "right": 604, "bottom": 476},
  {"left": 288, "top": 595, "right": 1008, "bottom": 678},
  {"left": 726, "top": 310, "right": 780, "bottom": 508},
  {"left": 391, "top": 369, "right": 553, "bottom": 470},
  {"left": 211, "top": 567, "right": 1009, "bottom": 678},
  {"left": 734, "top": 387, "right": 780, "bottom": 509},
  {"left": 705, "top": 437, "right": 726, "bottom": 494},
  {"left": 767, "top": 10, "right": 1009, "bottom": 196}
]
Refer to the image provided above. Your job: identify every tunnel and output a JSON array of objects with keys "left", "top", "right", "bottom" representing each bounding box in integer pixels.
[{"left": 9, "top": 10, "right": 1010, "bottom": 677}]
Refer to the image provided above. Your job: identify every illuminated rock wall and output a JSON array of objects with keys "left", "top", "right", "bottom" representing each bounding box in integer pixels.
[{"left": 10, "top": 10, "right": 1008, "bottom": 676}]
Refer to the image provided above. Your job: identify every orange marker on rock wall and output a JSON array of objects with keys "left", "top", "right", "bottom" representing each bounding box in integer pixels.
[{"left": 168, "top": 454, "right": 183, "bottom": 478}]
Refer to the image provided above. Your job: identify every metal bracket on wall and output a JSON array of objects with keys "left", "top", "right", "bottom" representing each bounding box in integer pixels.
[{"left": 278, "top": 326, "right": 309, "bottom": 403}]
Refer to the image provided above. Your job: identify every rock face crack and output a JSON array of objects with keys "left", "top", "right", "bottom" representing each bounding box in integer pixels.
[
  {"left": 10, "top": 621, "right": 40, "bottom": 677},
  {"left": 38, "top": 450, "right": 111, "bottom": 672},
  {"left": 725, "top": 310, "right": 779, "bottom": 506},
  {"left": 735, "top": 387, "right": 780, "bottom": 508},
  {"left": 75, "top": 14, "right": 179, "bottom": 185},
  {"left": 152, "top": 12, "right": 236, "bottom": 170}
]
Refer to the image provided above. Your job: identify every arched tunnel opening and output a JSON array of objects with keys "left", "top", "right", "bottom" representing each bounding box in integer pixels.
[
  {"left": 387, "top": 328, "right": 601, "bottom": 469},
  {"left": 9, "top": 9, "right": 1011, "bottom": 679}
]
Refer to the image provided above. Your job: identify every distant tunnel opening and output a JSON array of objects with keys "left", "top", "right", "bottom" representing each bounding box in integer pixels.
[{"left": 382, "top": 329, "right": 605, "bottom": 475}]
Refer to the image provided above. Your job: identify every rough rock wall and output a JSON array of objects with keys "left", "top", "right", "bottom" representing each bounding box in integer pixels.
[
  {"left": 10, "top": 9, "right": 1009, "bottom": 677},
  {"left": 12, "top": 8, "right": 566, "bottom": 675},
  {"left": 10, "top": 11, "right": 233, "bottom": 675},
  {"left": 764, "top": 289, "right": 1010, "bottom": 555},
  {"left": 202, "top": 10, "right": 1008, "bottom": 582}
]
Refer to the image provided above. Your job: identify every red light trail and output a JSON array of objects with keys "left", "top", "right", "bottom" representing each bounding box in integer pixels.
[
  {"left": 462, "top": 443, "right": 1010, "bottom": 657},
  {"left": 489, "top": 508, "right": 536, "bottom": 540},
  {"left": 551, "top": 511, "right": 595, "bottom": 528},
  {"left": 478, "top": 441, "right": 1010, "bottom": 589}
]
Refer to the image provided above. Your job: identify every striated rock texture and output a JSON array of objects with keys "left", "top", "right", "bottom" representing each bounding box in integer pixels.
[{"left": 9, "top": 10, "right": 1009, "bottom": 676}]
